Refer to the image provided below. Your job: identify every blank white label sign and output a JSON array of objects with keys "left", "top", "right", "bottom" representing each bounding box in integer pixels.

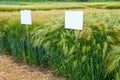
[
  {"left": 65, "top": 11, "right": 83, "bottom": 30},
  {"left": 20, "top": 10, "right": 32, "bottom": 25}
]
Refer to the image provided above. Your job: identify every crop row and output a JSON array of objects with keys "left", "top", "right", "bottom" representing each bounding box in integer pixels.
[
  {"left": 0, "top": 12, "right": 120, "bottom": 80},
  {"left": 0, "top": 2, "right": 119, "bottom": 11}
]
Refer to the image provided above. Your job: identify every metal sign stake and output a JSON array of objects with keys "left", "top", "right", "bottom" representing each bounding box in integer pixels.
[{"left": 26, "top": 24, "right": 28, "bottom": 41}]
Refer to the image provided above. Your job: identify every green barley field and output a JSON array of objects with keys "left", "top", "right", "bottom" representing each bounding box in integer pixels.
[{"left": 0, "top": 1, "right": 120, "bottom": 80}]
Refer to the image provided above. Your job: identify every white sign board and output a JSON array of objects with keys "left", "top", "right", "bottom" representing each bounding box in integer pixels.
[
  {"left": 20, "top": 10, "right": 32, "bottom": 25},
  {"left": 65, "top": 11, "right": 83, "bottom": 30}
]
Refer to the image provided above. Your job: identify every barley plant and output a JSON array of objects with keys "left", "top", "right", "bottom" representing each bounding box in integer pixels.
[
  {"left": 0, "top": 18, "right": 47, "bottom": 66},
  {"left": 0, "top": 12, "right": 120, "bottom": 80},
  {"left": 31, "top": 12, "right": 120, "bottom": 80}
]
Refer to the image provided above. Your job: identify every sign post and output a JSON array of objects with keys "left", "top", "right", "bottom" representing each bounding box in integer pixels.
[
  {"left": 20, "top": 10, "right": 32, "bottom": 63},
  {"left": 20, "top": 10, "right": 32, "bottom": 41},
  {"left": 65, "top": 11, "right": 83, "bottom": 40},
  {"left": 26, "top": 24, "right": 29, "bottom": 40}
]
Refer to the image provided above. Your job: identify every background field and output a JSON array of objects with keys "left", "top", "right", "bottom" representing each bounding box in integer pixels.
[
  {"left": 0, "top": 2, "right": 119, "bottom": 25},
  {"left": 0, "top": 2, "right": 120, "bottom": 80}
]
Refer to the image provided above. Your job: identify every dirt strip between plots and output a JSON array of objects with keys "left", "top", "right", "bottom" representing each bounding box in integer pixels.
[{"left": 0, "top": 53, "right": 64, "bottom": 80}]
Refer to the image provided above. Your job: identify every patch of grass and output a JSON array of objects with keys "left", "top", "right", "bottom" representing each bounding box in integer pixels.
[
  {"left": 0, "top": 3, "right": 86, "bottom": 11},
  {"left": 0, "top": 2, "right": 120, "bottom": 12},
  {"left": 104, "top": 4, "right": 120, "bottom": 9},
  {"left": 86, "top": 4, "right": 106, "bottom": 9}
]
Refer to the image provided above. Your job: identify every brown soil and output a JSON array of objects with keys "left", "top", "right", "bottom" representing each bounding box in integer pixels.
[{"left": 0, "top": 53, "right": 64, "bottom": 80}]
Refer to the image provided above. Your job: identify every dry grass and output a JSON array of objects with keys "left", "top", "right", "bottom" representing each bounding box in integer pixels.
[
  {"left": 0, "top": 9, "right": 119, "bottom": 25},
  {"left": 0, "top": 53, "right": 64, "bottom": 80},
  {"left": 32, "top": 11, "right": 63, "bottom": 25},
  {"left": 0, "top": 11, "right": 63, "bottom": 25}
]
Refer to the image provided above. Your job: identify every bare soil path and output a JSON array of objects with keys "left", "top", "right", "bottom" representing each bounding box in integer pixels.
[{"left": 0, "top": 53, "right": 64, "bottom": 80}]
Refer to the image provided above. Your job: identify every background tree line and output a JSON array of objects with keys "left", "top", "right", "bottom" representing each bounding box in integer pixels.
[{"left": 0, "top": 0, "right": 119, "bottom": 2}]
